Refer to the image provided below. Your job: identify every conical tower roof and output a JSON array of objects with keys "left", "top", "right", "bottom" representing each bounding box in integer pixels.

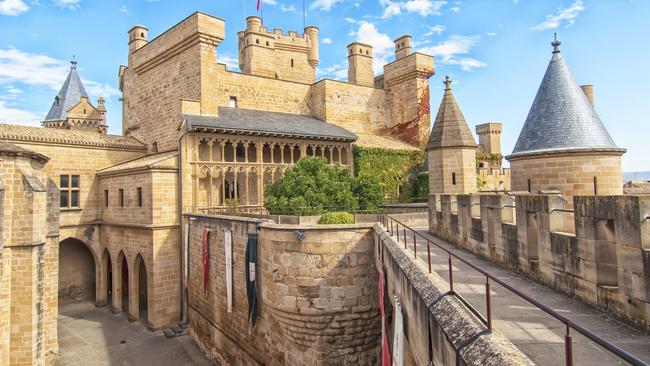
[
  {"left": 509, "top": 35, "right": 624, "bottom": 158},
  {"left": 426, "top": 76, "right": 476, "bottom": 150},
  {"left": 44, "top": 59, "right": 89, "bottom": 122}
]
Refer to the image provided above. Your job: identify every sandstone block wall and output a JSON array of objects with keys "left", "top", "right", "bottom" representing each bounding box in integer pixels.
[
  {"left": 375, "top": 224, "right": 533, "bottom": 366},
  {"left": 509, "top": 151, "right": 623, "bottom": 197},
  {"left": 428, "top": 147, "right": 477, "bottom": 195},
  {"left": 0, "top": 150, "right": 59, "bottom": 366},
  {"left": 186, "top": 214, "right": 381, "bottom": 365},
  {"left": 428, "top": 193, "right": 650, "bottom": 329}
]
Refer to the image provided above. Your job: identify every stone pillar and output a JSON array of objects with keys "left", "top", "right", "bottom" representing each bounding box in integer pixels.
[{"left": 111, "top": 258, "right": 124, "bottom": 313}]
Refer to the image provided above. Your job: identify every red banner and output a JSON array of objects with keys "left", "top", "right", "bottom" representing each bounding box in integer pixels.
[{"left": 202, "top": 228, "right": 210, "bottom": 298}]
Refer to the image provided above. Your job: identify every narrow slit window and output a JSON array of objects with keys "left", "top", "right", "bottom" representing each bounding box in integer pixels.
[
  {"left": 104, "top": 190, "right": 109, "bottom": 207},
  {"left": 528, "top": 179, "right": 532, "bottom": 193},
  {"left": 593, "top": 177, "right": 598, "bottom": 195},
  {"left": 452, "top": 172, "right": 456, "bottom": 185},
  {"left": 137, "top": 187, "right": 143, "bottom": 207},
  {"left": 119, "top": 189, "right": 124, "bottom": 207}
]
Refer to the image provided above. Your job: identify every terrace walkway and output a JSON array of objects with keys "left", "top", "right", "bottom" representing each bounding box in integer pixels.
[{"left": 402, "top": 225, "right": 650, "bottom": 366}]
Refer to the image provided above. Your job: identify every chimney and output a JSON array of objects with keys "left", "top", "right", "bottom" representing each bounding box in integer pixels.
[
  {"left": 128, "top": 25, "right": 148, "bottom": 54},
  {"left": 581, "top": 84, "right": 595, "bottom": 107},
  {"left": 347, "top": 42, "right": 374, "bottom": 87},
  {"left": 394, "top": 35, "right": 412, "bottom": 60}
]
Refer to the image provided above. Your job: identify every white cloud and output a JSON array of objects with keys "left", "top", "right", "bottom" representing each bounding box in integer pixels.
[
  {"left": 350, "top": 21, "right": 394, "bottom": 74},
  {"left": 486, "top": 32, "right": 497, "bottom": 36},
  {"left": 381, "top": 0, "right": 445, "bottom": 18},
  {"left": 0, "top": 101, "right": 41, "bottom": 126},
  {"left": 83, "top": 80, "right": 120, "bottom": 99},
  {"left": 424, "top": 24, "right": 446, "bottom": 36},
  {"left": 344, "top": 17, "right": 357, "bottom": 23},
  {"left": 318, "top": 60, "right": 348, "bottom": 80},
  {"left": 279, "top": 3, "right": 296, "bottom": 12},
  {"left": 309, "top": 0, "right": 342, "bottom": 11},
  {"left": 0, "top": 0, "right": 28, "bottom": 16},
  {"left": 218, "top": 53, "right": 240, "bottom": 71},
  {"left": 0, "top": 48, "right": 68, "bottom": 89},
  {"left": 262, "top": 0, "right": 277, "bottom": 5},
  {"left": 53, "top": 0, "right": 81, "bottom": 9},
  {"left": 322, "top": 38, "right": 333, "bottom": 44},
  {"left": 419, "top": 35, "right": 486, "bottom": 71},
  {"left": 530, "top": 0, "right": 585, "bottom": 31},
  {"left": 119, "top": 4, "right": 131, "bottom": 14}
]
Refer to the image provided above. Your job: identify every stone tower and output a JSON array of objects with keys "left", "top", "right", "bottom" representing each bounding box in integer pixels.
[
  {"left": 347, "top": 42, "right": 374, "bottom": 87},
  {"left": 426, "top": 76, "right": 477, "bottom": 194},
  {"left": 383, "top": 34, "right": 435, "bottom": 147},
  {"left": 238, "top": 16, "right": 319, "bottom": 83},
  {"left": 42, "top": 59, "right": 107, "bottom": 134},
  {"left": 506, "top": 34, "right": 625, "bottom": 196},
  {"left": 476, "top": 123, "right": 502, "bottom": 156}
]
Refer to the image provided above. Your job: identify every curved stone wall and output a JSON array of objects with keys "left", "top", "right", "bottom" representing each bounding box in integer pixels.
[{"left": 260, "top": 223, "right": 381, "bottom": 365}]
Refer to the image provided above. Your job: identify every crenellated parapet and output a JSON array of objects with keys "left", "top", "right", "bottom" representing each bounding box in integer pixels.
[{"left": 429, "top": 192, "right": 650, "bottom": 329}]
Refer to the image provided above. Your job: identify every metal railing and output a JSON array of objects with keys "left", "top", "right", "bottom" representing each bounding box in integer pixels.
[{"left": 379, "top": 214, "right": 648, "bottom": 366}]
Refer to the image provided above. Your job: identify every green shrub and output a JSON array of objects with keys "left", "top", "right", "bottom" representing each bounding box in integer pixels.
[
  {"left": 318, "top": 212, "right": 355, "bottom": 224},
  {"left": 264, "top": 156, "right": 384, "bottom": 215}
]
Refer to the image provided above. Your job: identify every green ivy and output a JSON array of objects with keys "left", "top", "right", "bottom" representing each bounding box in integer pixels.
[
  {"left": 353, "top": 146, "right": 425, "bottom": 202},
  {"left": 476, "top": 152, "right": 503, "bottom": 166}
]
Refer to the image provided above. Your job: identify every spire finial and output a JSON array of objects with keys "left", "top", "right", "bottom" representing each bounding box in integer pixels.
[
  {"left": 71, "top": 55, "right": 77, "bottom": 70},
  {"left": 444, "top": 75, "right": 452, "bottom": 90},
  {"left": 551, "top": 33, "right": 561, "bottom": 54}
]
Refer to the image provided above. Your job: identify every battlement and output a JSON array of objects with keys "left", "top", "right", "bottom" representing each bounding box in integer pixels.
[{"left": 238, "top": 16, "right": 318, "bottom": 83}]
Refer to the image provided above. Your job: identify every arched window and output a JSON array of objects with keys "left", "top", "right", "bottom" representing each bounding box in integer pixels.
[{"left": 256, "top": 38, "right": 260, "bottom": 44}]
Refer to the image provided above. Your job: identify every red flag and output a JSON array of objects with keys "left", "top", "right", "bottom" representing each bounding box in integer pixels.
[
  {"left": 202, "top": 228, "right": 210, "bottom": 298},
  {"left": 256, "top": 0, "right": 261, "bottom": 11}
]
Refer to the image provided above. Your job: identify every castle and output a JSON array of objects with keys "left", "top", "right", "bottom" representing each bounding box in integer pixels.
[{"left": 0, "top": 12, "right": 434, "bottom": 365}]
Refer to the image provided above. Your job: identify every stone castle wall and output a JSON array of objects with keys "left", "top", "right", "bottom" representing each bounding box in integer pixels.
[
  {"left": 428, "top": 147, "right": 477, "bottom": 194},
  {"left": 428, "top": 193, "right": 650, "bottom": 329},
  {"left": 509, "top": 151, "right": 623, "bottom": 196},
  {"left": 0, "top": 150, "right": 60, "bottom": 366},
  {"left": 186, "top": 214, "right": 381, "bottom": 365}
]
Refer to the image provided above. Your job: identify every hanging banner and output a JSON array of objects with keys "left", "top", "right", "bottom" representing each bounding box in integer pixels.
[
  {"left": 378, "top": 265, "right": 391, "bottom": 366},
  {"left": 224, "top": 229, "right": 233, "bottom": 313},
  {"left": 245, "top": 233, "right": 259, "bottom": 334},
  {"left": 201, "top": 228, "right": 210, "bottom": 299},
  {"left": 392, "top": 297, "right": 404, "bottom": 366}
]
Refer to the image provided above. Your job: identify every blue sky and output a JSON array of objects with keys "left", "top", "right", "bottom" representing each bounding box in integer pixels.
[{"left": 0, "top": 0, "right": 648, "bottom": 171}]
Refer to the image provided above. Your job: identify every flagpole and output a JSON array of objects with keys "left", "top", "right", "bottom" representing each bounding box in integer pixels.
[{"left": 303, "top": 0, "right": 306, "bottom": 28}]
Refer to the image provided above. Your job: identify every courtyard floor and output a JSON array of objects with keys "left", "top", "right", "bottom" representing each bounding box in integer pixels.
[
  {"left": 54, "top": 302, "right": 213, "bottom": 366},
  {"left": 411, "top": 226, "right": 650, "bottom": 366}
]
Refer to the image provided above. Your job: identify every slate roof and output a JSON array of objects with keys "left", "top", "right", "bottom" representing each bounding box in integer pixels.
[
  {"left": 0, "top": 124, "right": 146, "bottom": 150},
  {"left": 97, "top": 150, "right": 178, "bottom": 175},
  {"left": 0, "top": 140, "right": 49, "bottom": 162},
  {"left": 426, "top": 76, "right": 476, "bottom": 150},
  {"left": 44, "top": 60, "right": 90, "bottom": 122},
  {"left": 509, "top": 39, "right": 624, "bottom": 158},
  {"left": 183, "top": 107, "right": 357, "bottom": 142}
]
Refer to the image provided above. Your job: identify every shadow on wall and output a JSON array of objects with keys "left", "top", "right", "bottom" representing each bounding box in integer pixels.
[{"left": 59, "top": 238, "right": 96, "bottom": 305}]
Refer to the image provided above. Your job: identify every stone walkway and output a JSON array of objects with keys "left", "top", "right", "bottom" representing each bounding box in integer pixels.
[
  {"left": 404, "top": 226, "right": 650, "bottom": 366},
  {"left": 54, "top": 302, "right": 213, "bottom": 366}
]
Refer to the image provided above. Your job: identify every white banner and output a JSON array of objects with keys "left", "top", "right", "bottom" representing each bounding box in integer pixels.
[
  {"left": 392, "top": 297, "right": 404, "bottom": 366},
  {"left": 224, "top": 229, "right": 233, "bottom": 313}
]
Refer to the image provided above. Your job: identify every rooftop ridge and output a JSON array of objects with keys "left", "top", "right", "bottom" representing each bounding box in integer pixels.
[{"left": 0, "top": 124, "right": 147, "bottom": 150}]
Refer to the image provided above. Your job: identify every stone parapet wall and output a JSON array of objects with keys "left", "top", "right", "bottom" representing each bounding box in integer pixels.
[
  {"left": 428, "top": 193, "right": 650, "bottom": 329},
  {"left": 374, "top": 224, "right": 532, "bottom": 366},
  {"left": 186, "top": 214, "right": 381, "bottom": 365}
]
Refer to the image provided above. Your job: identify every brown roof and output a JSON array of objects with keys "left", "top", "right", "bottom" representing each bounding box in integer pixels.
[
  {"left": 426, "top": 77, "right": 476, "bottom": 150},
  {"left": 0, "top": 124, "right": 146, "bottom": 150},
  {"left": 97, "top": 150, "right": 178, "bottom": 175},
  {"left": 0, "top": 140, "right": 49, "bottom": 162},
  {"left": 623, "top": 181, "right": 650, "bottom": 195}
]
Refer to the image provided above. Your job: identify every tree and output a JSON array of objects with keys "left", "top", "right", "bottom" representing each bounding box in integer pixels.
[{"left": 264, "top": 156, "right": 384, "bottom": 215}]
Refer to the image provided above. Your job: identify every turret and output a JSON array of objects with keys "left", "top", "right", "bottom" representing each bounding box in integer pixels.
[
  {"left": 304, "top": 26, "right": 319, "bottom": 67},
  {"left": 347, "top": 42, "right": 374, "bottom": 87},
  {"left": 128, "top": 25, "right": 148, "bottom": 54},
  {"left": 394, "top": 35, "right": 412, "bottom": 60}
]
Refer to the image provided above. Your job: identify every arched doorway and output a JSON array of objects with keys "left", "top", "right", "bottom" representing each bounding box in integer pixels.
[
  {"left": 121, "top": 254, "right": 129, "bottom": 314},
  {"left": 58, "top": 238, "right": 96, "bottom": 305},
  {"left": 101, "top": 249, "right": 112, "bottom": 307},
  {"left": 134, "top": 254, "right": 148, "bottom": 325}
]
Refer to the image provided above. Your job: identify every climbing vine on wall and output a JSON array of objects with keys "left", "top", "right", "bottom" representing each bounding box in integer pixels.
[{"left": 353, "top": 146, "right": 425, "bottom": 202}]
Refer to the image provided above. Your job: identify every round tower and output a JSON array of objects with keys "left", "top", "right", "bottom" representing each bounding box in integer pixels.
[
  {"left": 304, "top": 26, "right": 319, "bottom": 67},
  {"left": 506, "top": 34, "right": 625, "bottom": 196},
  {"left": 128, "top": 25, "right": 148, "bottom": 53}
]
